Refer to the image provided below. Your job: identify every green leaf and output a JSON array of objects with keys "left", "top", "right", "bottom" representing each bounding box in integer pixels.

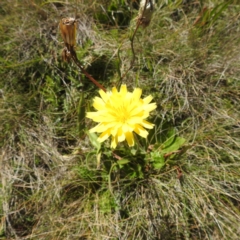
[
  {"left": 161, "top": 128, "right": 176, "bottom": 148},
  {"left": 137, "top": 164, "right": 144, "bottom": 179},
  {"left": 86, "top": 131, "right": 101, "bottom": 151},
  {"left": 130, "top": 148, "right": 137, "bottom": 155},
  {"left": 147, "top": 117, "right": 176, "bottom": 145},
  {"left": 150, "top": 152, "right": 165, "bottom": 170},
  {"left": 162, "top": 137, "right": 186, "bottom": 154},
  {"left": 117, "top": 159, "right": 130, "bottom": 165}
]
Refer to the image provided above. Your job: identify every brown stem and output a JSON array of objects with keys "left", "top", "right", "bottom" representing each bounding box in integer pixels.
[
  {"left": 70, "top": 47, "right": 106, "bottom": 92},
  {"left": 119, "top": 22, "right": 140, "bottom": 83},
  {"left": 119, "top": 0, "right": 150, "bottom": 83}
]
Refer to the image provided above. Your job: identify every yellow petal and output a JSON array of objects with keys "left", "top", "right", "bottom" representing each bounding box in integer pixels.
[
  {"left": 125, "top": 131, "right": 134, "bottom": 147},
  {"left": 105, "top": 122, "right": 121, "bottom": 130},
  {"left": 143, "top": 95, "right": 153, "bottom": 104},
  {"left": 112, "top": 86, "right": 118, "bottom": 94},
  {"left": 87, "top": 113, "right": 112, "bottom": 123},
  {"left": 110, "top": 126, "right": 118, "bottom": 137},
  {"left": 99, "top": 89, "right": 110, "bottom": 103},
  {"left": 98, "top": 130, "right": 111, "bottom": 142},
  {"left": 143, "top": 103, "right": 157, "bottom": 112},
  {"left": 129, "top": 106, "right": 144, "bottom": 116},
  {"left": 91, "top": 123, "right": 108, "bottom": 133},
  {"left": 93, "top": 97, "right": 105, "bottom": 110},
  {"left": 134, "top": 124, "right": 149, "bottom": 138},
  {"left": 117, "top": 128, "right": 126, "bottom": 142},
  {"left": 88, "top": 113, "right": 116, "bottom": 123},
  {"left": 120, "top": 84, "right": 127, "bottom": 96},
  {"left": 132, "top": 88, "right": 142, "bottom": 101},
  {"left": 128, "top": 116, "right": 143, "bottom": 125},
  {"left": 111, "top": 135, "right": 118, "bottom": 148},
  {"left": 110, "top": 95, "right": 121, "bottom": 108},
  {"left": 122, "top": 123, "right": 134, "bottom": 133},
  {"left": 141, "top": 120, "right": 155, "bottom": 129},
  {"left": 89, "top": 123, "right": 101, "bottom": 133},
  {"left": 86, "top": 112, "right": 98, "bottom": 119}
]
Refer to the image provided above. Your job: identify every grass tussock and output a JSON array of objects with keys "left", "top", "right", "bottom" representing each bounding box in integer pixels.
[{"left": 1, "top": 0, "right": 240, "bottom": 239}]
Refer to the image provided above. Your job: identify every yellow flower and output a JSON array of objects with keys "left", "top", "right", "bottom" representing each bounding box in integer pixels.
[{"left": 86, "top": 85, "right": 157, "bottom": 148}]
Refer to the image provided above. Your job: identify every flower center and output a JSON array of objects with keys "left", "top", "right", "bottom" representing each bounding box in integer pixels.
[{"left": 116, "top": 105, "right": 130, "bottom": 123}]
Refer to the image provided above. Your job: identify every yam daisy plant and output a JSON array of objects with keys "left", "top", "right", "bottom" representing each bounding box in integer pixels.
[{"left": 86, "top": 85, "right": 157, "bottom": 148}]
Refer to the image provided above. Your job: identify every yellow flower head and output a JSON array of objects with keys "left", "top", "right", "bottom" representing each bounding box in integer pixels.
[{"left": 86, "top": 85, "right": 157, "bottom": 148}]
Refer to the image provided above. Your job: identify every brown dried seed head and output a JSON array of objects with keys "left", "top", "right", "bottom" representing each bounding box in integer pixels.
[
  {"left": 59, "top": 17, "right": 77, "bottom": 47},
  {"left": 138, "top": 0, "right": 155, "bottom": 27}
]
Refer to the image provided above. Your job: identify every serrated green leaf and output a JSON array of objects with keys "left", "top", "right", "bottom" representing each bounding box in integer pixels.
[
  {"left": 152, "top": 161, "right": 165, "bottom": 170},
  {"left": 150, "top": 152, "right": 165, "bottom": 170}
]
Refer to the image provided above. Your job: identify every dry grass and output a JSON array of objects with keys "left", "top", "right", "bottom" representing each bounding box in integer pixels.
[{"left": 1, "top": 0, "right": 240, "bottom": 239}]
